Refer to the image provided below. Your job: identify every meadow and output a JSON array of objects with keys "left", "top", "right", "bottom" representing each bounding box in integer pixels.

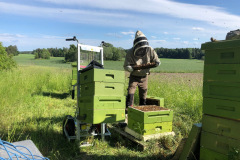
[{"left": 0, "top": 54, "right": 203, "bottom": 159}]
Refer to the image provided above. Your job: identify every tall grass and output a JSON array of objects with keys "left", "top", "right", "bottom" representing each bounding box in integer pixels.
[
  {"left": 0, "top": 56, "right": 203, "bottom": 159},
  {"left": 148, "top": 73, "right": 203, "bottom": 136},
  {"left": 0, "top": 66, "right": 77, "bottom": 159}
]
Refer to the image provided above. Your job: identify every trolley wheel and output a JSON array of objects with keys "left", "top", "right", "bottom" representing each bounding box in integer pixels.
[{"left": 63, "top": 115, "right": 76, "bottom": 139}]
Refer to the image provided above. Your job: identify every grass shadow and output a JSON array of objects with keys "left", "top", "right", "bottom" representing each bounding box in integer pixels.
[
  {"left": 2, "top": 115, "right": 175, "bottom": 160},
  {"left": 52, "top": 60, "right": 66, "bottom": 64},
  {"left": 42, "top": 92, "right": 70, "bottom": 99}
]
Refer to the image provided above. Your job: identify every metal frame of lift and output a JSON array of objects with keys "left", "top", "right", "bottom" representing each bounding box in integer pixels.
[{"left": 63, "top": 37, "right": 111, "bottom": 145}]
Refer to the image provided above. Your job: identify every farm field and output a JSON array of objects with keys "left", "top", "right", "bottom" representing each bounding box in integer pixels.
[
  {"left": 1, "top": 54, "right": 203, "bottom": 160},
  {"left": 14, "top": 54, "right": 204, "bottom": 73}
]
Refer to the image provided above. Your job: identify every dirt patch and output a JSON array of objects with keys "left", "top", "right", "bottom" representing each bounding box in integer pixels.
[{"left": 133, "top": 105, "right": 169, "bottom": 112}]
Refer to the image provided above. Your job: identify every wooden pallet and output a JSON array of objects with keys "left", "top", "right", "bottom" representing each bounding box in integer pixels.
[
  {"left": 125, "top": 127, "right": 175, "bottom": 141},
  {"left": 109, "top": 124, "right": 175, "bottom": 151}
]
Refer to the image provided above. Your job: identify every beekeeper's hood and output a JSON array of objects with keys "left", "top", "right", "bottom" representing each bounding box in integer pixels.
[{"left": 133, "top": 30, "right": 150, "bottom": 57}]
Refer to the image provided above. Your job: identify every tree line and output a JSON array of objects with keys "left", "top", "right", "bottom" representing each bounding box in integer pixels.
[
  {"left": 64, "top": 43, "right": 127, "bottom": 62},
  {"left": 1, "top": 42, "right": 205, "bottom": 64},
  {"left": 0, "top": 42, "right": 16, "bottom": 70},
  {"left": 155, "top": 47, "right": 204, "bottom": 59},
  {"left": 5, "top": 45, "right": 19, "bottom": 56}
]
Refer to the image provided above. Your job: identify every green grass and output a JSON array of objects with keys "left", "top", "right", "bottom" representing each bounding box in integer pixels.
[
  {"left": 13, "top": 54, "right": 72, "bottom": 68},
  {"left": 0, "top": 54, "right": 203, "bottom": 159},
  {"left": 105, "top": 58, "right": 204, "bottom": 73},
  {"left": 14, "top": 54, "right": 204, "bottom": 73},
  {"left": 151, "top": 58, "right": 204, "bottom": 73}
]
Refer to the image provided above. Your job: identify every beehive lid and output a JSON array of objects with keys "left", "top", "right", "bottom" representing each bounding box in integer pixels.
[{"left": 201, "top": 39, "right": 240, "bottom": 50}]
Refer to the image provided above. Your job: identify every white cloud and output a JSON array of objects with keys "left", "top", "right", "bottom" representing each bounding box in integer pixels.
[
  {"left": 193, "top": 38, "right": 199, "bottom": 40},
  {"left": 0, "top": 2, "right": 135, "bottom": 28},
  {"left": 106, "top": 33, "right": 122, "bottom": 38},
  {"left": 192, "top": 27, "right": 204, "bottom": 31},
  {"left": 150, "top": 40, "right": 166, "bottom": 43},
  {"left": 121, "top": 31, "right": 135, "bottom": 35},
  {"left": 1, "top": 0, "right": 238, "bottom": 50},
  {"left": 173, "top": 37, "right": 181, "bottom": 40},
  {"left": 33, "top": 0, "right": 240, "bottom": 29},
  {"left": 0, "top": 33, "right": 26, "bottom": 43},
  {"left": 183, "top": 41, "right": 189, "bottom": 44},
  {"left": 151, "top": 36, "right": 157, "bottom": 39},
  {"left": 163, "top": 32, "right": 168, "bottom": 35}
]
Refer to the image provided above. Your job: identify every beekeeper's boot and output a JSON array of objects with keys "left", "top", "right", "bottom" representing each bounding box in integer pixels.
[{"left": 139, "top": 98, "right": 146, "bottom": 105}]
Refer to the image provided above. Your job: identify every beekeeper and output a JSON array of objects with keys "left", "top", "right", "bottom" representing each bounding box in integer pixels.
[{"left": 124, "top": 30, "right": 160, "bottom": 108}]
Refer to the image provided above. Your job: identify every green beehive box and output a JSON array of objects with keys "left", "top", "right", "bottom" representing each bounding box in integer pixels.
[
  {"left": 201, "top": 39, "right": 240, "bottom": 64},
  {"left": 79, "top": 68, "right": 125, "bottom": 84},
  {"left": 146, "top": 96, "right": 164, "bottom": 107},
  {"left": 200, "top": 147, "right": 228, "bottom": 160},
  {"left": 79, "top": 108, "right": 125, "bottom": 124},
  {"left": 200, "top": 131, "right": 240, "bottom": 155},
  {"left": 79, "top": 96, "right": 125, "bottom": 109},
  {"left": 128, "top": 106, "right": 173, "bottom": 124},
  {"left": 204, "top": 64, "right": 240, "bottom": 82},
  {"left": 80, "top": 82, "right": 124, "bottom": 97},
  {"left": 203, "top": 98, "right": 240, "bottom": 120},
  {"left": 128, "top": 118, "right": 172, "bottom": 135},
  {"left": 203, "top": 81, "right": 240, "bottom": 101},
  {"left": 202, "top": 114, "right": 240, "bottom": 139}
]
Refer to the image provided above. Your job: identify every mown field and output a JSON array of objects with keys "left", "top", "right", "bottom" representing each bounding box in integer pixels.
[
  {"left": 0, "top": 54, "right": 203, "bottom": 160},
  {"left": 14, "top": 54, "right": 204, "bottom": 72}
]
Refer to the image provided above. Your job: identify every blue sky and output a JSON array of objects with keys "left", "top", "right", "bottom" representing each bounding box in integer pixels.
[{"left": 0, "top": 0, "right": 240, "bottom": 51}]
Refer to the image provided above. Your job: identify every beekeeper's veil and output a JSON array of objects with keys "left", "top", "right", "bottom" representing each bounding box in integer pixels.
[{"left": 133, "top": 30, "right": 150, "bottom": 57}]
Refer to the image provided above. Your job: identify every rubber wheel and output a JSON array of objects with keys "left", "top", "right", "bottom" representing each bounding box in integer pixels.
[{"left": 63, "top": 115, "right": 76, "bottom": 138}]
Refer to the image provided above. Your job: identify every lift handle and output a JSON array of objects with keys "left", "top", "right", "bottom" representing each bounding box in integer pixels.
[{"left": 66, "top": 36, "right": 77, "bottom": 41}]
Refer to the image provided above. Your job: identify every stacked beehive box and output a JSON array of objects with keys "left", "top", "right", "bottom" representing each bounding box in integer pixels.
[
  {"left": 200, "top": 39, "right": 240, "bottom": 159},
  {"left": 78, "top": 68, "right": 126, "bottom": 124},
  {"left": 127, "top": 96, "right": 173, "bottom": 138}
]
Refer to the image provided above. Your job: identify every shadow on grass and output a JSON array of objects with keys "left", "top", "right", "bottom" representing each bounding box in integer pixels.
[
  {"left": 2, "top": 115, "right": 174, "bottom": 160},
  {"left": 76, "top": 153, "right": 169, "bottom": 160},
  {"left": 42, "top": 92, "right": 70, "bottom": 99},
  {"left": 52, "top": 60, "right": 66, "bottom": 64}
]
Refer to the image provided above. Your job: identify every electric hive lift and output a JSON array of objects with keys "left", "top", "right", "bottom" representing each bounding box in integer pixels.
[{"left": 63, "top": 36, "right": 111, "bottom": 144}]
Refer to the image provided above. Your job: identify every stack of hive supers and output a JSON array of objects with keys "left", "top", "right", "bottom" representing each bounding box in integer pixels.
[
  {"left": 200, "top": 39, "right": 240, "bottom": 160},
  {"left": 127, "top": 96, "right": 173, "bottom": 137},
  {"left": 78, "top": 68, "right": 126, "bottom": 124}
]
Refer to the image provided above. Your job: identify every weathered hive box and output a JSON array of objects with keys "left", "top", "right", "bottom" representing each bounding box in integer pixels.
[
  {"left": 200, "top": 147, "right": 228, "bottom": 160},
  {"left": 128, "top": 106, "right": 173, "bottom": 135},
  {"left": 80, "top": 82, "right": 124, "bottom": 97},
  {"left": 202, "top": 114, "right": 240, "bottom": 139},
  {"left": 203, "top": 98, "right": 240, "bottom": 120},
  {"left": 204, "top": 64, "right": 240, "bottom": 82},
  {"left": 79, "top": 68, "right": 125, "bottom": 84},
  {"left": 200, "top": 131, "right": 240, "bottom": 156},
  {"left": 200, "top": 39, "right": 240, "bottom": 160},
  {"left": 203, "top": 81, "right": 240, "bottom": 101},
  {"left": 201, "top": 39, "right": 240, "bottom": 64}
]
